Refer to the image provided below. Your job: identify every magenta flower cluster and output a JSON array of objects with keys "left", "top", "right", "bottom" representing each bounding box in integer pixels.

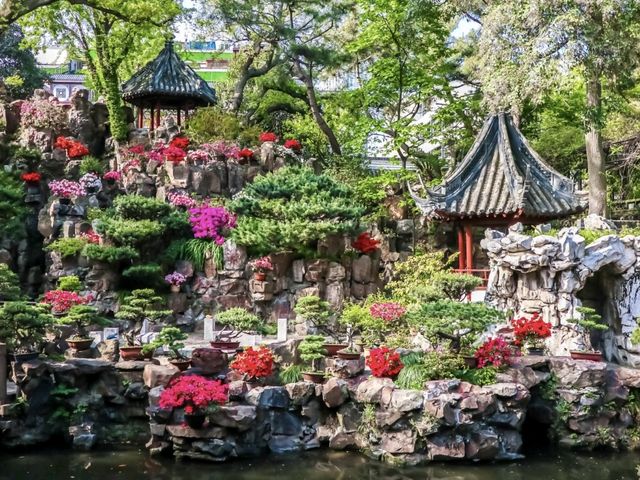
[
  {"left": 187, "top": 149, "right": 210, "bottom": 163},
  {"left": 250, "top": 256, "right": 273, "bottom": 272},
  {"left": 168, "top": 191, "right": 197, "bottom": 208},
  {"left": 188, "top": 205, "right": 237, "bottom": 244},
  {"left": 164, "top": 271, "right": 187, "bottom": 286},
  {"left": 202, "top": 141, "right": 240, "bottom": 159},
  {"left": 369, "top": 302, "right": 407, "bottom": 322},
  {"left": 48, "top": 179, "right": 86, "bottom": 199},
  {"left": 103, "top": 171, "right": 122, "bottom": 181}
]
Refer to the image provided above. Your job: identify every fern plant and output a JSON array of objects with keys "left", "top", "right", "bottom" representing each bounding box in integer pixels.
[{"left": 165, "top": 238, "right": 224, "bottom": 271}]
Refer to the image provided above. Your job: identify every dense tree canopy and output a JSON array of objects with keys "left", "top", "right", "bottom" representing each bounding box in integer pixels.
[{"left": 0, "top": 24, "right": 47, "bottom": 100}]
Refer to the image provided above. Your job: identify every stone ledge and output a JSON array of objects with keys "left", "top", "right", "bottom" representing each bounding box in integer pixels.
[{"left": 166, "top": 425, "right": 227, "bottom": 439}]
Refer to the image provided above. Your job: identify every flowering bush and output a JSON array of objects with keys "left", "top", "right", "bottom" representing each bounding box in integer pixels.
[
  {"left": 188, "top": 204, "right": 236, "bottom": 244},
  {"left": 79, "top": 173, "right": 102, "bottom": 191},
  {"left": 146, "top": 143, "right": 166, "bottom": 164},
  {"left": 103, "top": 171, "right": 122, "bottom": 182},
  {"left": 128, "top": 144, "right": 145, "bottom": 155},
  {"left": 352, "top": 232, "right": 380, "bottom": 254},
  {"left": 187, "top": 149, "right": 210, "bottom": 163},
  {"left": 284, "top": 139, "right": 301, "bottom": 151},
  {"left": 202, "top": 141, "right": 240, "bottom": 159},
  {"left": 249, "top": 256, "right": 273, "bottom": 272},
  {"left": 230, "top": 346, "right": 274, "bottom": 379},
  {"left": 41, "top": 290, "right": 91, "bottom": 314},
  {"left": 511, "top": 312, "right": 552, "bottom": 347},
  {"left": 259, "top": 132, "right": 278, "bottom": 143},
  {"left": 366, "top": 347, "right": 403, "bottom": 378},
  {"left": 80, "top": 229, "right": 101, "bottom": 244},
  {"left": 54, "top": 136, "right": 89, "bottom": 159},
  {"left": 238, "top": 148, "right": 254, "bottom": 160},
  {"left": 48, "top": 179, "right": 85, "bottom": 198},
  {"left": 170, "top": 136, "right": 190, "bottom": 150},
  {"left": 159, "top": 375, "right": 228, "bottom": 414},
  {"left": 122, "top": 159, "right": 141, "bottom": 174},
  {"left": 164, "top": 146, "right": 187, "bottom": 164},
  {"left": 474, "top": 337, "right": 513, "bottom": 368},
  {"left": 165, "top": 271, "right": 187, "bottom": 286},
  {"left": 168, "top": 191, "right": 197, "bottom": 209},
  {"left": 21, "top": 172, "right": 41, "bottom": 184},
  {"left": 370, "top": 302, "right": 406, "bottom": 322},
  {"left": 20, "top": 98, "right": 67, "bottom": 130}
]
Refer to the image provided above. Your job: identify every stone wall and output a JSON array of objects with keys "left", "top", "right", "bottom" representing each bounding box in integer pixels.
[{"left": 482, "top": 223, "right": 640, "bottom": 362}]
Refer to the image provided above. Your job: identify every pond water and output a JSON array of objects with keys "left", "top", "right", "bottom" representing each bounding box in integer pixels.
[{"left": 0, "top": 448, "right": 637, "bottom": 480}]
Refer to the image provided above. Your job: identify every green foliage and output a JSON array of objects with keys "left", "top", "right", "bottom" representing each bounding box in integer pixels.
[
  {"left": 229, "top": 167, "right": 364, "bottom": 256},
  {"left": 0, "top": 170, "right": 27, "bottom": 240},
  {"left": 0, "top": 264, "right": 21, "bottom": 301},
  {"left": 142, "top": 326, "right": 187, "bottom": 359},
  {"left": 298, "top": 335, "right": 326, "bottom": 371},
  {"left": 57, "top": 276, "right": 82, "bottom": 292},
  {"left": 113, "top": 195, "right": 173, "bottom": 220},
  {"left": 459, "top": 366, "right": 499, "bottom": 386},
  {"left": 164, "top": 238, "right": 224, "bottom": 271},
  {"left": 0, "top": 25, "right": 46, "bottom": 100},
  {"left": 0, "top": 301, "right": 53, "bottom": 352},
  {"left": 358, "top": 404, "right": 380, "bottom": 437},
  {"left": 293, "top": 296, "right": 331, "bottom": 327},
  {"left": 99, "top": 218, "right": 165, "bottom": 246},
  {"left": 339, "top": 302, "right": 390, "bottom": 346},
  {"left": 57, "top": 305, "right": 109, "bottom": 338},
  {"left": 122, "top": 263, "right": 163, "bottom": 288},
  {"left": 79, "top": 156, "right": 105, "bottom": 176},
  {"left": 186, "top": 107, "right": 261, "bottom": 145},
  {"left": 351, "top": 170, "right": 418, "bottom": 221},
  {"left": 570, "top": 307, "right": 608, "bottom": 332},
  {"left": 278, "top": 363, "right": 303, "bottom": 384},
  {"left": 215, "top": 308, "right": 262, "bottom": 338},
  {"left": 46, "top": 237, "right": 88, "bottom": 258},
  {"left": 81, "top": 244, "right": 139, "bottom": 263},
  {"left": 430, "top": 271, "right": 483, "bottom": 301},
  {"left": 116, "top": 289, "right": 170, "bottom": 346},
  {"left": 395, "top": 351, "right": 465, "bottom": 389},
  {"left": 407, "top": 300, "right": 504, "bottom": 352}
]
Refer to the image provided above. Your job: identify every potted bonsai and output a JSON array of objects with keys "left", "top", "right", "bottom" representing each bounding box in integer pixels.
[
  {"left": 511, "top": 312, "right": 552, "bottom": 356},
  {"left": 115, "top": 289, "right": 171, "bottom": 360},
  {"left": 568, "top": 307, "right": 608, "bottom": 361},
  {"left": 0, "top": 301, "right": 53, "bottom": 362},
  {"left": 294, "top": 295, "right": 345, "bottom": 355},
  {"left": 249, "top": 256, "right": 273, "bottom": 281},
  {"left": 212, "top": 307, "right": 262, "bottom": 350},
  {"left": 57, "top": 305, "right": 109, "bottom": 351},
  {"left": 299, "top": 335, "right": 327, "bottom": 384},
  {"left": 230, "top": 346, "right": 274, "bottom": 386},
  {"left": 165, "top": 271, "right": 187, "bottom": 293},
  {"left": 159, "top": 374, "right": 228, "bottom": 429},
  {"left": 143, "top": 326, "right": 190, "bottom": 370}
]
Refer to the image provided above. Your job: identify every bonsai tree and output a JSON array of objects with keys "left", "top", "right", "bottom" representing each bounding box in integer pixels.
[
  {"left": 0, "top": 264, "right": 21, "bottom": 301},
  {"left": 570, "top": 306, "right": 608, "bottom": 351},
  {"left": 299, "top": 335, "right": 327, "bottom": 373},
  {"left": 0, "top": 301, "right": 53, "bottom": 353},
  {"left": 214, "top": 307, "right": 262, "bottom": 342},
  {"left": 407, "top": 300, "right": 504, "bottom": 353},
  {"left": 115, "top": 289, "right": 171, "bottom": 346},
  {"left": 340, "top": 301, "right": 409, "bottom": 347},
  {"left": 57, "top": 305, "right": 109, "bottom": 341},
  {"left": 142, "top": 326, "right": 188, "bottom": 359},
  {"left": 294, "top": 295, "right": 340, "bottom": 341}
]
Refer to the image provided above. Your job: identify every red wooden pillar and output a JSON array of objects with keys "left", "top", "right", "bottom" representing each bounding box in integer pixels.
[
  {"left": 177, "top": 109, "right": 181, "bottom": 126},
  {"left": 155, "top": 106, "right": 161, "bottom": 128},
  {"left": 457, "top": 225, "right": 466, "bottom": 271},
  {"left": 137, "top": 107, "right": 143, "bottom": 128},
  {"left": 150, "top": 106, "right": 155, "bottom": 132},
  {"left": 464, "top": 224, "right": 473, "bottom": 272}
]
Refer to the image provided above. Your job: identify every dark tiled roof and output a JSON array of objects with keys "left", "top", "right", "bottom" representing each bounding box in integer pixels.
[
  {"left": 122, "top": 41, "right": 217, "bottom": 106},
  {"left": 410, "top": 113, "right": 586, "bottom": 221}
]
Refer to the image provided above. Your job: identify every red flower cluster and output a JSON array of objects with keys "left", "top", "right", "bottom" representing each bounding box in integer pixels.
[
  {"left": 128, "top": 144, "right": 145, "bottom": 155},
  {"left": 170, "top": 136, "right": 190, "bottom": 150},
  {"left": 284, "top": 139, "right": 301, "bottom": 151},
  {"left": 80, "top": 229, "right": 101, "bottom": 244},
  {"left": 41, "top": 290, "right": 91, "bottom": 313},
  {"left": 164, "top": 146, "right": 186, "bottom": 164},
  {"left": 159, "top": 375, "right": 228, "bottom": 414},
  {"left": 352, "top": 232, "right": 380, "bottom": 254},
  {"left": 21, "top": 172, "right": 41, "bottom": 184},
  {"left": 366, "top": 347, "right": 403, "bottom": 378},
  {"left": 239, "top": 148, "right": 254, "bottom": 159},
  {"left": 54, "top": 136, "right": 89, "bottom": 159},
  {"left": 474, "top": 337, "right": 514, "bottom": 368},
  {"left": 511, "top": 312, "right": 552, "bottom": 346},
  {"left": 230, "top": 346, "right": 274, "bottom": 380},
  {"left": 259, "top": 132, "right": 277, "bottom": 143},
  {"left": 370, "top": 302, "right": 406, "bottom": 322}
]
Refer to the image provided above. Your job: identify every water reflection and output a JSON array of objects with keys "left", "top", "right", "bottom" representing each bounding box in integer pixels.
[{"left": 0, "top": 448, "right": 637, "bottom": 480}]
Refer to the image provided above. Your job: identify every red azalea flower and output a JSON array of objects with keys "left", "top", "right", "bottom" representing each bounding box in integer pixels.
[
  {"left": 366, "top": 347, "right": 403, "bottom": 378},
  {"left": 284, "top": 139, "right": 301, "bottom": 151},
  {"left": 474, "top": 337, "right": 514, "bottom": 368},
  {"left": 41, "top": 290, "right": 91, "bottom": 314},
  {"left": 230, "top": 346, "right": 274, "bottom": 380},
  {"left": 352, "top": 232, "right": 379, "bottom": 254},
  {"left": 164, "top": 146, "right": 186, "bottom": 164},
  {"left": 128, "top": 144, "right": 145, "bottom": 155},
  {"left": 259, "top": 132, "right": 277, "bottom": 143},
  {"left": 239, "top": 148, "right": 254, "bottom": 159},
  {"left": 159, "top": 375, "right": 228, "bottom": 413},
  {"left": 21, "top": 172, "right": 41, "bottom": 184},
  {"left": 510, "top": 313, "right": 552, "bottom": 346},
  {"left": 170, "top": 136, "right": 190, "bottom": 150}
]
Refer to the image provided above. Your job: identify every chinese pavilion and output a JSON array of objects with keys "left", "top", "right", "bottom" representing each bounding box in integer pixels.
[
  {"left": 122, "top": 40, "right": 217, "bottom": 131},
  {"left": 410, "top": 113, "right": 586, "bottom": 276}
]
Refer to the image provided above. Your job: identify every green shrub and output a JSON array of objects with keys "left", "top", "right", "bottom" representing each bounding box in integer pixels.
[
  {"left": 395, "top": 351, "right": 465, "bottom": 389},
  {"left": 215, "top": 308, "right": 262, "bottom": 340},
  {"left": 46, "top": 238, "right": 88, "bottom": 258},
  {"left": 460, "top": 366, "right": 499, "bottom": 386},
  {"left": 79, "top": 156, "right": 105, "bottom": 176},
  {"left": 58, "top": 276, "right": 82, "bottom": 292},
  {"left": 162, "top": 210, "right": 192, "bottom": 237},
  {"left": 0, "top": 301, "right": 53, "bottom": 352},
  {"left": 100, "top": 218, "right": 165, "bottom": 245},
  {"left": 186, "top": 106, "right": 261, "bottom": 145},
  {"left": 122, "top": 263, "right": 163, "bottom": 287},
  {"left": 115, "top": 289, "right": 171, "bottom": 346},
  {"left": 113, "top": 195, "right": 173, "bottom": 220},
  {"left": 229, "top": 167, "right": 364, "bottom": 256},
  {"left": 0, "top": 264, "right": 21, "bottom": 301},
  {"left": 57, "top": 305, "right": 109, "bottom": 339},
  {"left": 142, "top": 326, "right": 187, "bottom": 359},
  {"left": 81, "top": 244, "right": 139, "bottom": 263},
  {"left": 298, "top": 335, "right": 327, "bottom": 372},
  {"left": 279, "top": 364, "right": 303, "bottom": 384},
  {"left": 0, "top": 170, "right": 27, "bottom": 240}
]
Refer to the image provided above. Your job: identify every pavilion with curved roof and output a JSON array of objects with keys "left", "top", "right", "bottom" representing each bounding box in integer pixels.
[{"left": 122, "top": 40, "right": 217, "bottom": 131}]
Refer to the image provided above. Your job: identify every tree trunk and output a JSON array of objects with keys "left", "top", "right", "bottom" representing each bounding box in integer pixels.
[
  {"left": 293, "top": 59, "right": 341, "bottom": 155},
  {"left": 585, "top": 76, "right": 607, "bottom": 216},
  {"left": 103, "top": 71, "right": 129, "bottom": 141}
]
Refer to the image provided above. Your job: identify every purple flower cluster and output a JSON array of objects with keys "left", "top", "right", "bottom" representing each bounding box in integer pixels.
[
  {"left": 188, "top": 205, "right": 236, "bottom": 244},
  {"left": 48, "top": 179, "right": 86, "bottom": 199},
  {"left": 165, "top": 271, "right": 187, "bottom": 286},
  {"left": 79, "top": 173, "right": 102, "bottom": 191}
]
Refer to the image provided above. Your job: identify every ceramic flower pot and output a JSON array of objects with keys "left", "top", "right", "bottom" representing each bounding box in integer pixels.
[
  {"left": 323, "top": 344, "right": 348, "bottom": 357},
  {"left": 170, "top": 284, "right": 181, "bottom": 293},
  {"left": 210, "top": 341, "right": 240, "bottom": 350},
  {"left": 170, "top": 359, "right": 191, "bottom": 371},
  {"left": 570, "top": 351, "right": 603, "bottom": 362},
  {"left": 58, "top": 197, "right": 72, "bottom": 205},
  {"left": 120, "top": 346, "right": 144, "bottom": 361},
  {"left": 184, "top": 412, "right": 206, "bottom": 429},
  {"left": 254, "top": 272, "right": 266, "bottom": 281},
  {"left": 66, "top": 338, "right": 93, "bottom": 351},
  {"left": 8, "top": 351, "right": 39, "bottom": 363},
  {"left": 526, "top": 347, "right": 545, "bottom": 356},
  {"left": 463, "top": 355, "right": 478, "bottom": 369},
  {"left": 337, "top": 350, "right": 361, "bottom": 360},
  {"left": 302, "top": 372, "right": 326, "bottom": 384}
]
